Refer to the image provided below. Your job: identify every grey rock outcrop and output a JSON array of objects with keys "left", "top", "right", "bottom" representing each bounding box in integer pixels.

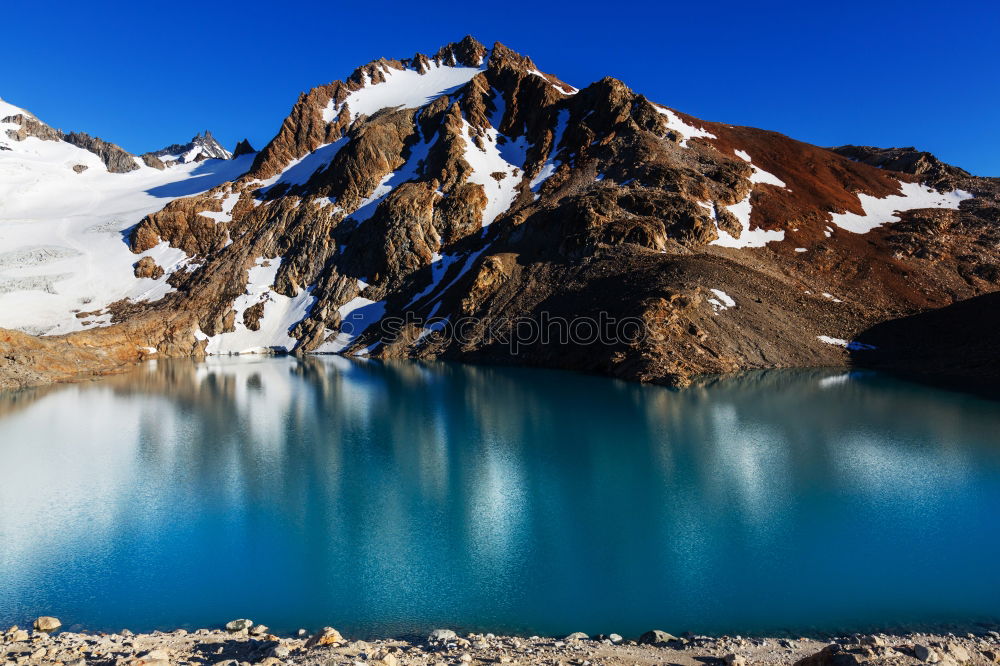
[
  {"left": 141, "top": 153, "right": 167, "bottom": 170},
  {"left": 62, "top": 132, "right": 139, "bottom": 173},
  {"left": 3, "top": 110, "right": 141, "bottom": 173},
  {"left": 3, "top": 114, "right": 63, "bottom": 142}
]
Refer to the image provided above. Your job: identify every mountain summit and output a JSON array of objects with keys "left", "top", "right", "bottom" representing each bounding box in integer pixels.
[
  {"left": 1, "top": 37, "right": 998, "bottom": 390},
  {"left": 149, "top": 130, "right": 233, "bottom": 165}
]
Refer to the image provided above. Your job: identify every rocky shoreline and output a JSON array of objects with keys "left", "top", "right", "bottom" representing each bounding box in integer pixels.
[{"left": 4, "top": 618, "right": 1000, "bottom": 666}]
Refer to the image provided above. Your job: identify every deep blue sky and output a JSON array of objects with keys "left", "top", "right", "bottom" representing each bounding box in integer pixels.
[{"left": 4, "top": 0, "right": 998, "bottom": 174}]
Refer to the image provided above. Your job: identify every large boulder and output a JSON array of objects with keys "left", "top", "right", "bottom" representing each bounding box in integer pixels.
[
  {"left": 638, "top": 630, "right": 677, "bottom": 645},
  {"left": 914, "top": 645, "right": 941, "bottom": 663},
  {"left": 134, "top": 256, "right": 165, "bottom": 280},
  {"left": 305, "top": 627, "right": 344, "bottom": 648},
  {"left": 428, "top": 629, "right": 458, "bottom": 643},
  {"left": 795, "top": 643, "right": 866, "bottom": 666},
  {"left": 224, "top": 618, "right": 253, "bottom": 633},
  {"left": 33, "top": 617, "right": 61, "bottom": 632}
]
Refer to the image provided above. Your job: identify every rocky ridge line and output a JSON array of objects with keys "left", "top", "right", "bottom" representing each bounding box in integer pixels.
[{"left": 2, "top": 112, "right": 139, "bottom": 173}]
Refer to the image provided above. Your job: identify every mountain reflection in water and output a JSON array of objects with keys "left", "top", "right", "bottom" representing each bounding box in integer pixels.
[{"left": 1, "top": 357, "right": 998, "bottom": 637}]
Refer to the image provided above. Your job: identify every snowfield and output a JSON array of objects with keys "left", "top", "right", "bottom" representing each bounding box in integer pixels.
[{"left": 0, "top": 98, "right": 252, "bottom": 335}]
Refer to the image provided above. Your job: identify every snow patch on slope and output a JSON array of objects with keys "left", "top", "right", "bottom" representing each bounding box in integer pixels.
[
  {"left": 818, "top": 335, "right": 876, "bottom": 351},
  {"left": 346, "top": 124, "right": 436, "bottom": 224},
  {"left": 707, "top": 288, "right": 736, "bottom": 312},
  {"left": 257, "top": 138, "right": 348, "bottom": 195},
  {"left": 710, "top": 195, "right": 786, "bottom": 249},
  {"left": 529, "top": 109, "right": 570, "bottom": 198},
  {"left": 829, "top": 181, "right": 972, "bottom": 234},
  {"left": 653, "top": 105, "right": 717, "bottom": 148},
  {"left": 407, "top": 248, "right": 487, "bottom": 317},
  {"left": 315, "top": 297, "right": 387, "bottom": 354},
  {"left": 527, "top": 69, "right": 578, "bottom": 95},
  {"left": 198, "top": 191, "right": 241, "bottom": 224},
  {"left": 460, "top": 118, "right": 523, "bottom": 226},
  {"left": 127, "top": 240, "right": 195, "bottom": 304},
  {"left": 323, "top": 60, "right": 484, "bottom": 123},
  {"left": 734, "top": 149, "right": 786, "bottom": 188},
  {"left": 201, "top": 257, "right": 316, "bottom": 354}
]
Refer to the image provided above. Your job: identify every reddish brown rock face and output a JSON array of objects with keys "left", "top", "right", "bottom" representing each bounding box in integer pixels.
[{"left": 3, "top": 36, "right": 999, "bottom": 391}]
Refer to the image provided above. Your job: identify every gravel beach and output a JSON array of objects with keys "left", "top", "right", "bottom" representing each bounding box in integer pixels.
[{"left": 5, "top": 619, "right": 1000, "bottom": 666}]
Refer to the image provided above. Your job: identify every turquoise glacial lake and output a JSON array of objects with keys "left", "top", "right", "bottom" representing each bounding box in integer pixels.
[{"left": 0, "top": 358, "right": 998, "bottom": 637}]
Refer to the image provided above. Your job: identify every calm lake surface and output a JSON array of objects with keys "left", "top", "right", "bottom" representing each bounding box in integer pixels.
[{"left": 1, "top": 357, "right": 998, "bottom": 637}]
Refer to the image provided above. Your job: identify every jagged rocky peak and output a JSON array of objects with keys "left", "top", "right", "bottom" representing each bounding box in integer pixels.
[
  {"left": 151, "top": 130, "right": 233, "bottom": 165},
  {"left": 245, "top": 36, "right": 579, "bottom": 182},
  {"left": 232, "top": 139, "right": 256, "bottom": 158}
]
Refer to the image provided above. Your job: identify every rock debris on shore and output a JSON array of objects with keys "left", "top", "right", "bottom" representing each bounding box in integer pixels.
[{"left": 4, "top": 618, "right": 1000, "bottom": 666}]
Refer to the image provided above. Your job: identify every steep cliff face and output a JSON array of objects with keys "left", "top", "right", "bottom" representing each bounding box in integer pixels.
[{"left": 1, "top": 39, "right": 998, "bottom": 390}]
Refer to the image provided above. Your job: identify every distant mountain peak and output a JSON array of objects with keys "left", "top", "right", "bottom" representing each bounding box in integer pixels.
[{"left": 152, "top": 131, "right": 233, "bottom": 164}]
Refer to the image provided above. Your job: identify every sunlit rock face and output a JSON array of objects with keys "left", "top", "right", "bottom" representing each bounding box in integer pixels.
[{"left": 2, "top": 36, "right": 999, "bottom": 391}]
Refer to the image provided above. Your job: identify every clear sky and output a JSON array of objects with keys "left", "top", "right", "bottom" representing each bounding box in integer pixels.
[{"left": 4, "top": 0, "right": 998, "bottom": 175}]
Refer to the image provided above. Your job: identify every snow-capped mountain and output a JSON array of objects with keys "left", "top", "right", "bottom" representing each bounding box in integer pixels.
[
  {"left": 150, "top": 131, "right": 233, "bottom": 165},
  {"left": 0, "top": 98, "right": 253, "bottom": 336},
  {"left": 1, "top": 37, "right": 998, "bottom": 390}
]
